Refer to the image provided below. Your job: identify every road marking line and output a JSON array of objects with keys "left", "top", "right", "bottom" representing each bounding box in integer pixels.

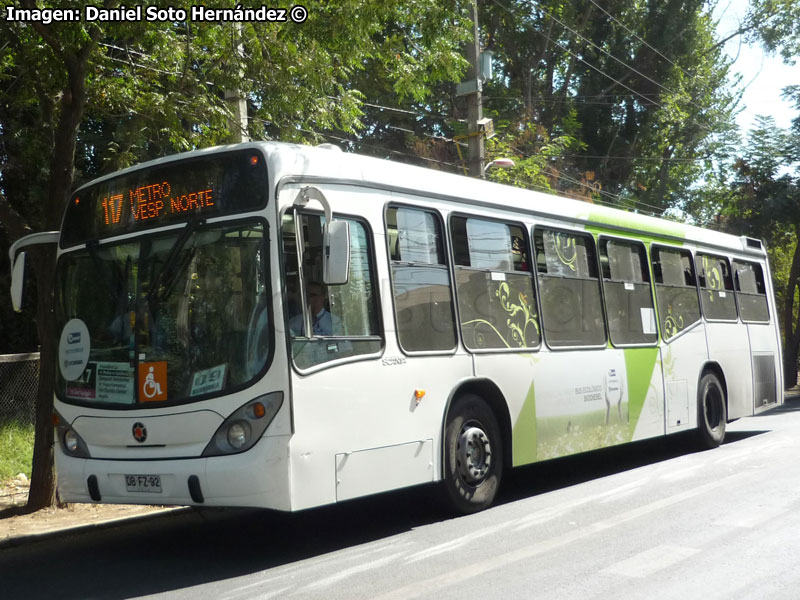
[
  {"left": 601, "top": 544, "right": 699, "bottom": 578},
  {"left": 254, "top": 586, "right": 292, "bottom": 600},
  {"left": 514, "top": 478, "right": 650, "bottom": 531},
  {"left": 221, "top": 540, "right": 412, "bottom": 600},
  {"left": 374, "top": 471, "right": 748, "bottom": 600},
  {"left": 295, "top": 554, "right": 399, "bottom": 593},
  {"left": 406, "top": 521, "right": 512, "bottom": 563},
  {"left": 717, "top": 505, "right": 790, "bottom": 529},
  {"left": 659, "top": 463, "right": 705, "bottom": 482}
]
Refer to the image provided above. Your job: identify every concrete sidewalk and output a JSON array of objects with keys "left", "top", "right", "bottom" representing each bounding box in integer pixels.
[{"left": 0, "top": 501, "right": 187, "bottom": 550}]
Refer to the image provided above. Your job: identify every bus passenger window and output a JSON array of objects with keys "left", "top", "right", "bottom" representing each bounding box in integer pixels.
[
  {"left": 696, "top": 254, "right": 737, "bottom": 321},
  {"left": 733, "top": 260, "right": 769, "bottom": 323},
  {"left": 387, "top": 207, "right": 457, "bottom": 352},
  {"left": 652, "top": 246, "right": 701, "bottom": 340},
  {"left": 600, "top": 239, "right": 657, "bottom": 345},
  {"left": 534, "top": 228, "right": 605, "bottom": 347},
  {"left": 282, "top": 212, "right": 381, "bottom": 369},
  {"left": 451, "top": 216, "right": 539, "bottom": 350}
]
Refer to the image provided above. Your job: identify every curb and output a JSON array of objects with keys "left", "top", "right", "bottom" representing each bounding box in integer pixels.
[{"left": 0, "top": 506, "right": 189, "bottom": 550}]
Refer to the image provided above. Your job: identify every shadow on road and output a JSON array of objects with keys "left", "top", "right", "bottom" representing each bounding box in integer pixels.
[{"left": 0, "top": 424, "right": 772, "bottom": 599}]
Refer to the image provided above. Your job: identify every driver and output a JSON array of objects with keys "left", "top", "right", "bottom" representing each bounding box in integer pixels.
[{"left": 289, "top": 282, "right": 336, "bottom": 336}]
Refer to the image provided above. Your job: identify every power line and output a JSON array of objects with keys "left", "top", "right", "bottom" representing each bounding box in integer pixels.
[
  {"left": 254, "top": 120, "right": 464, "bottom": 170},
  {"left": 586, "top": 0, "right": 694, "bottom": 81},
  {"left": 255, "top": 117, "right": 662, "bottom": 214},
  {"left": 527, "top": 0, "right": 679, "bottom": 98},
  {"left": 490, "top": 0, "right": 661, "bottom": 109},
  {"left": 362, "top": 101, "right": 463, "bottom": 123},
  {"left": 552, "top": 154, "right": 717, "bottom": 162}
]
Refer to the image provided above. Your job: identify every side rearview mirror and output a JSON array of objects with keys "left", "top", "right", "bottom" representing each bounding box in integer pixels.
[
  {"left": 11, "top": 251, "right": 26, "bottom": 313},
  {"left": 8, "top": 231, "right": 60, "bottom": 312},
  {"left": 323, "top": 219, "right": 350, "bottom": 285}
]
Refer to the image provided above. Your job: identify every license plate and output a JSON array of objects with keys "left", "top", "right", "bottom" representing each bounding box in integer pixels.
[{"left": 125, "top": 474, "right": 162, "bottom": 493}]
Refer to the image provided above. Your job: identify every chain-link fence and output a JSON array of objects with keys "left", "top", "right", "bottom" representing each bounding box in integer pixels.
[{"left": 0, "top": 353, "right": 39, "bottom": 425}]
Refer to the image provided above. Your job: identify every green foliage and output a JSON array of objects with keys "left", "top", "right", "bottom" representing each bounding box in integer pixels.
[
  {"left": 746, "top": 0, "right": 800, "bottom": 61},
  {"left": 484, "top": 119, "right": 583, "bottom": 196},
  {"left": 718, "top": 117, "right": 800, "bottom": 382},
  {"left": 474, "top": 0, "right": 741, "bottom": 212},
  {"left": 0, "top": 421, "right": 35, "bottom": 481},
  {"left": 0, "top": 0, "right": 471, "bottom": 354}
]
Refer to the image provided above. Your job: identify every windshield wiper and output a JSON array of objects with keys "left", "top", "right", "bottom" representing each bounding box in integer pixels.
[{"left": 145, "top": 218, "right": 204, "bottom": 309}]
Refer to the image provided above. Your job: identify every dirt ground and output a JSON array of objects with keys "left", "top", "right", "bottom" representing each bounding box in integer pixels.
[{"left": 0, "top": 474, "right": 168, "bottom": 542}]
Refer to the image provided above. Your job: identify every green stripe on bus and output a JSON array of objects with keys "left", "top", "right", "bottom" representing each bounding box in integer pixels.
[
  {"left": 582, "top": 209, "right": 689, "bottom": 240},
  {"left": 512, "top": 381, "right": 537, "bottom": 466},
  {"left": 625, "top": 347, "right": 660, "bottom": 436}
]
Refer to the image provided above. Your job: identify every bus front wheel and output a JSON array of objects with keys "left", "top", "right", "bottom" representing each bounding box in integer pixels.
[
  {"left": 443, "top": 394, "right": 503, "bottom": 514},
  {"left": 697, "top": 372, "right": 726, "bottom": 449}
]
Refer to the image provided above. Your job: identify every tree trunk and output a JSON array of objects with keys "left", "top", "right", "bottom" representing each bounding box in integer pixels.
[
  {"left": 26, "top": 249, "right": 58, "bottom": 511},
  {"left": 785, "top": 344, "right": 799, "bottom": 390},
  {"left": 25, "top": 57, "right": 89, "bottom": 512},
  {"left": 782, "top": 229, "right": 800, "bottom": 389}
]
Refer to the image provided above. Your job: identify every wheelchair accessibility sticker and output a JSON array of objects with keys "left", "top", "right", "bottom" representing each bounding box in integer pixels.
[{"left": 139, "top": 361, "right": 167, "bottom": 402}]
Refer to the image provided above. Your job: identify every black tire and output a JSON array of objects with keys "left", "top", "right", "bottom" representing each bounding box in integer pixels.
[
  {"left": 442, "top": 394, "right": 503, "bottom": 514},
  {"left": 697, "top": 372, "right": 727, "bottom": 449}
]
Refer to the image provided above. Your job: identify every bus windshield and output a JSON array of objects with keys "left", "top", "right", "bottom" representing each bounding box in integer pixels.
[{"left": 55, "top": 220, "right": 270, "bottom": 407}]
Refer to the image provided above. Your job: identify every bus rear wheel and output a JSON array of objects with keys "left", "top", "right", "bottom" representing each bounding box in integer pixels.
[
  {"left": 697, "top": 372, "right": 726, "bottom": 449},
  {"left": 443, "top": 394, "right": 503, "bottom": 514}
]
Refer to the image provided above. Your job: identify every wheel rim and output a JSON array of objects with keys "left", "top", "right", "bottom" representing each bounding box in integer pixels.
[
  {"left": 705, "top": 384, "right": 723, "bottom": 431},
  {"left": 456, "top": 424, "right": 492, "bottom": 484}
]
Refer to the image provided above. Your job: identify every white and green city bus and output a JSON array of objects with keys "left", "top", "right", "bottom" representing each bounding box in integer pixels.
[{"left": 9, "top": 141, "right": 783, "bottom": 513}]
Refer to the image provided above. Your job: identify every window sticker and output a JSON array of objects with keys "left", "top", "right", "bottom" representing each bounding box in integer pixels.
[
  {"left": 139, "top": 361, "right": 167, "bottom": 402},
  {"left": 58, "top": 318, "right": 91, "bottom": 381},
  {"left": 66, "top": 362, "right": 96, "bottom": 400},
  {"left": 641, "top": 308, "right": 657, "bottom": 335},
  {"left": 96, "top": 362, "right": 135, "bottom": 404},
  {"left": 190, "top": 364, "right": 227, "bottom": 397}
]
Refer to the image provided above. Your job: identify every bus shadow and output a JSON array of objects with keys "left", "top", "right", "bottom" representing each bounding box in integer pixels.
[
  {"left": 1, "top": 427, "right": 771, "bottom": 599},
  {"left": 1, "top": 485, "right": 448, "bottom": 600}
]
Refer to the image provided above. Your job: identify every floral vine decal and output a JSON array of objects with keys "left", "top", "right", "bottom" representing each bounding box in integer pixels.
[
  {"left": 554, "top": 233, "right": 577, "bottom": 272},
  {"left": 663, "top": 303, "right": 685, "bottom": 339},
  {"left": 463, "top": 281, "right": 539, "bottom": 348}
]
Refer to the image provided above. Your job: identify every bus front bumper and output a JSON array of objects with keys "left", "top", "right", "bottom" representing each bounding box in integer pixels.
[{"left": 55, "top": 434, "right": 292, "bottom": 511}]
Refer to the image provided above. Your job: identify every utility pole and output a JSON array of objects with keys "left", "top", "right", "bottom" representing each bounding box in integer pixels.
[
  {"left": 466, "top": 0, "right": 484, "bottom": 178},
  {"left": 226, "top": 23, "right": 249, "bottom": 143},
  {"left": 225, "top": 90, "right": 249, "bottom": 143}
]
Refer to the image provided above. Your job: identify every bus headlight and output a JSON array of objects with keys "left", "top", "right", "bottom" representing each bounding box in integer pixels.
[
  {"left": 227, "top": 421, "right": 251, "bottom": 449},
  {"left": 55, "top": 412, "right": 91, "bottom": 458},
  {"left": 203, "top": 392, "right": 283, "bottom": 457},
  {"left": 64, "top": 430, "right": 80, "bottom": 453}
]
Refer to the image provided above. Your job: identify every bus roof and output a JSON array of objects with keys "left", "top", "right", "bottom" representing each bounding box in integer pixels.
[{"left": 74, "top": 141, "right": 764, "bottom": 257}]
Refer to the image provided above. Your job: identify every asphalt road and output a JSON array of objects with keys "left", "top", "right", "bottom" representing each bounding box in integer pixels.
[{"left": 3, "top": 397, "right": 800, "bottom": 600}]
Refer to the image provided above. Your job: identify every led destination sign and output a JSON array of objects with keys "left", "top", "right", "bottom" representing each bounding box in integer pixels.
[
  {"left": 100, "top": 182, "right": 215, "bottom": 226},
  {"left": 62, "top": 150, "right": 268, "bottom": 247}
]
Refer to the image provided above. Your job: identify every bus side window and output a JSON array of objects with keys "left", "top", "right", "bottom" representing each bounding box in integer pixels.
[
  {"left": 695, "top": 253, "right": 737, "bottom": 321},
  {"left": 534, "top": 228, "right": 606, "bottom": 348},
  {"left": 282, "top": 211, "right": 382, "bottom": 369},
  {"left": 600, "top": 238, "right": 657, "bottom": 345},
  {"left": 733, "top": 260, "right": 770, "bottom": 323},
  {"left": 652, "top": 246, "right": 701, "bottom": 341},
  {"left": 450, "top": 215, "right": 539, "bottom": 350},
  {"left": 387, "top": 206, "right": 457, "bottom": 352}
]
